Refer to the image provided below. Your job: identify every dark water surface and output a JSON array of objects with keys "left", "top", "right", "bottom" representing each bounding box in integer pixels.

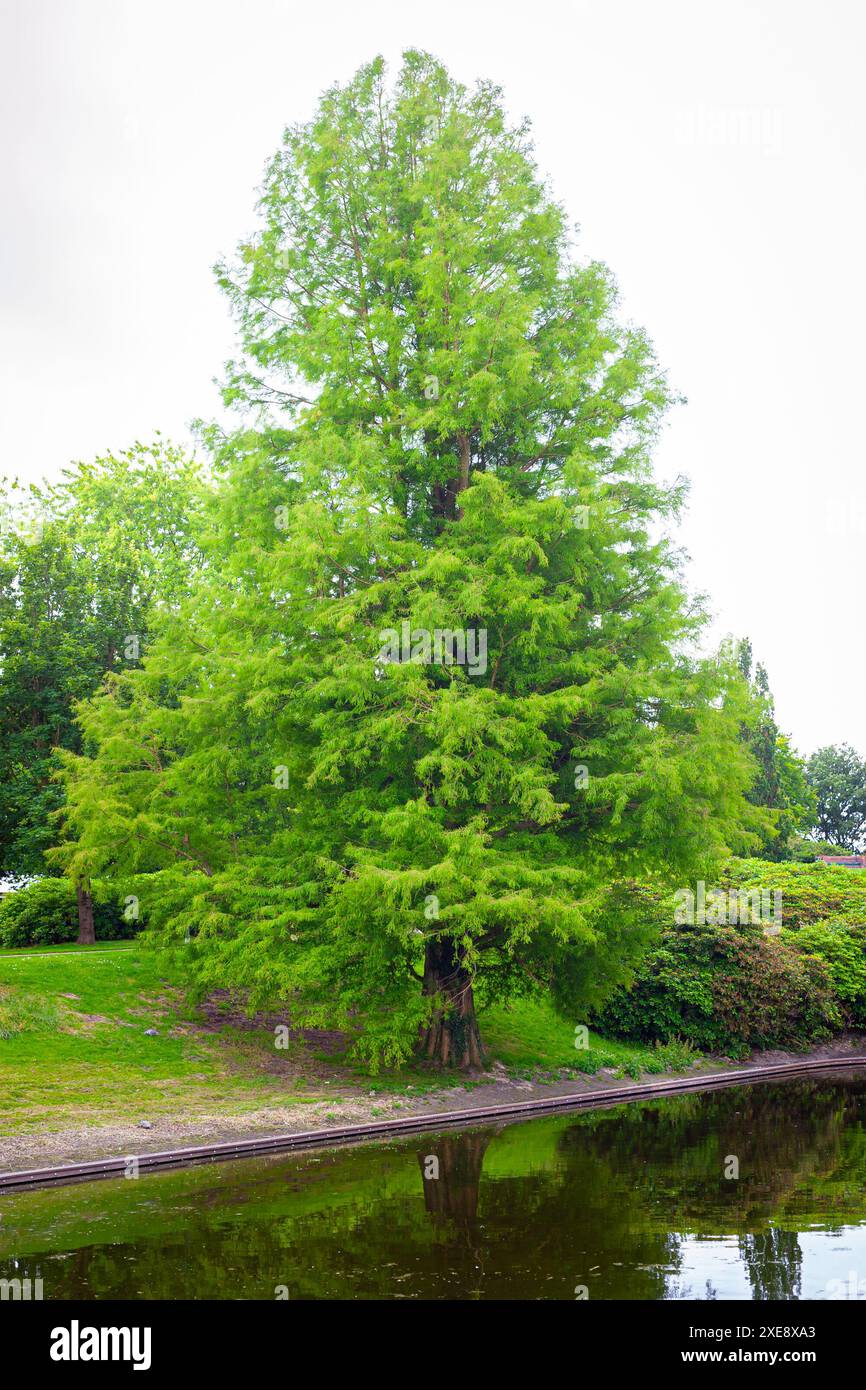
[{"left": 3, "top": 1071, "right": 866, "bottom": 1300}]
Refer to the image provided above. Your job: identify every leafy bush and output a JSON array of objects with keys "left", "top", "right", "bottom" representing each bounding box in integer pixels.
[
  {"left": 590, "top": 861, "right": 866, "bottom": 1057},
  {"left": 0, "top": 879, "right": 139, "bottom": 948},
  {"left": 785, "top": 921, "right": 866, "bottom": 1027},
  {"left": 719, "top": 858, "right": 866, "bottom": 928},
  {"left": 644, "top": 1038, "right": 702, "bottom": 1073},
  {"left": 594, "top": 924, "right": 840, "bottom": 1058}
]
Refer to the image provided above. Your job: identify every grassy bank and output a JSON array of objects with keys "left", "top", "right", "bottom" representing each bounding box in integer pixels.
[{"left": 0, "top": 941, "right": 702, "bottom": 1140}]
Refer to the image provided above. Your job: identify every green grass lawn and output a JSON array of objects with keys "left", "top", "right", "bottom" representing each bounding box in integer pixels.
[
  {"left": 0, "top": 944, "right": 330, "bottom": 1135},
  {"left": 0, "top": 939, "right": 135, "bottom": 957},
  {"left": 0, "top": 942, "right": 704, "bottom": 1139},
  {"left": 478, "top": 997, "right": 701, "bottom": 1078}
]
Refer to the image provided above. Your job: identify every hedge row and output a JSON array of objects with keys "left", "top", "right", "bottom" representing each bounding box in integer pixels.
[{"left": 0, "top": 879, "right": 140, "bottom": 948}]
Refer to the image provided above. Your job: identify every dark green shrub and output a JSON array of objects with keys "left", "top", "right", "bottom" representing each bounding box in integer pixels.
[
  {"left": 594, "top": 924, "right": 840, "bottom": 1057},
  {"left": 785, "top": 921, "right": 866, "bottom": 1027},
  {"left": 0, "top": 879, "right": 140, "bottom": 948}
]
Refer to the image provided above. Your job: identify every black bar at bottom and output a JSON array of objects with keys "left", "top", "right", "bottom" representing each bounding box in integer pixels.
[{"left": 5, "top": 1297, "right": 856, "bottom": 1375}]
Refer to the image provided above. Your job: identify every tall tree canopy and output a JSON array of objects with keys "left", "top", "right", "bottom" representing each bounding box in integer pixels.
[{"left": 57, "top": 53, "right": 768, "bottom": 1064}]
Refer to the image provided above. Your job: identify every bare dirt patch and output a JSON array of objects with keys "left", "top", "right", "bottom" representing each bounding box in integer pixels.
[{"left": 193, "top": 989, "right": 350, "bottom": 1054}]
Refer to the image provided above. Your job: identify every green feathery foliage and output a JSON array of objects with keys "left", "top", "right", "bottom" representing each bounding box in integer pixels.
[{"left": 55, "top": 53, "right": 770, "bottom": 1067}]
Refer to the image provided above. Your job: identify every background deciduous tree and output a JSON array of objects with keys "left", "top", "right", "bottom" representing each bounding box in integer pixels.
[
  {"left": 730, "top": 637, "right": 815, "bottom": 859},
  {"left": 0, "top": 441, "right": 206, "bottom": 940},
  {"left": 806, "top": 744, "right": 866, "bottom": 853}
]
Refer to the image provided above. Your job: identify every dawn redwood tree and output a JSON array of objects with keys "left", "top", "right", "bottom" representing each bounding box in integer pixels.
[{"left": 57, "top": 53, "right": 768, "bottom": 1062}]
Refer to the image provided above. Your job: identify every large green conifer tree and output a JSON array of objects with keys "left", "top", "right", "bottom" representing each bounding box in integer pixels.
[{"left": 57, "top": 53, "right": 767, "bottom": 1065}]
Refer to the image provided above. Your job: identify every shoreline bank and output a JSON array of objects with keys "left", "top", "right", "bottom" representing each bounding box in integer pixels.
[{"left": 3, "top": 1037, "right": 864, "bottom": 1190}]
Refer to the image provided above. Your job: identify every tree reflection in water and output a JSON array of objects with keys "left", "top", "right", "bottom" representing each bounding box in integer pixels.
[{"left": 739, "top": 1229, "right": 802, "bottom": 1301}]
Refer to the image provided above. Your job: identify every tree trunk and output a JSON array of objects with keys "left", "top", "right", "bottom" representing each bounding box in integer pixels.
[
  {"left": 452, "top": 432, "right": 472, "bottom": 519},
  {"left": 434, "top": 432, "right": 472, "bottom": 522},
  {"left": 76, "top": 881, "right": 95, "bottom": 945},
  {"left": 418, "top": 937, "right": 485, "bottom": 1069},
  {"left": 456, "top": 431, "right": 471, "bottom": 493}
]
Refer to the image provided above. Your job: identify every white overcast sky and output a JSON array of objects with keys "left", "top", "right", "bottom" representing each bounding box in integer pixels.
[{"left": 1, "top": 0, "right": 863, "bottom": 756}]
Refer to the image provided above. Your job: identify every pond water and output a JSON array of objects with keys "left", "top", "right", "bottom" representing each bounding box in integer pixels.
[{"left": 3, "top": 1071, "right": 866, "bottom": 1300}]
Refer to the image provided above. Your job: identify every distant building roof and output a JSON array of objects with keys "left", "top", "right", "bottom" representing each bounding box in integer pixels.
[{"left": 819, "top": 855, "right": 866, "bottom": 868}]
